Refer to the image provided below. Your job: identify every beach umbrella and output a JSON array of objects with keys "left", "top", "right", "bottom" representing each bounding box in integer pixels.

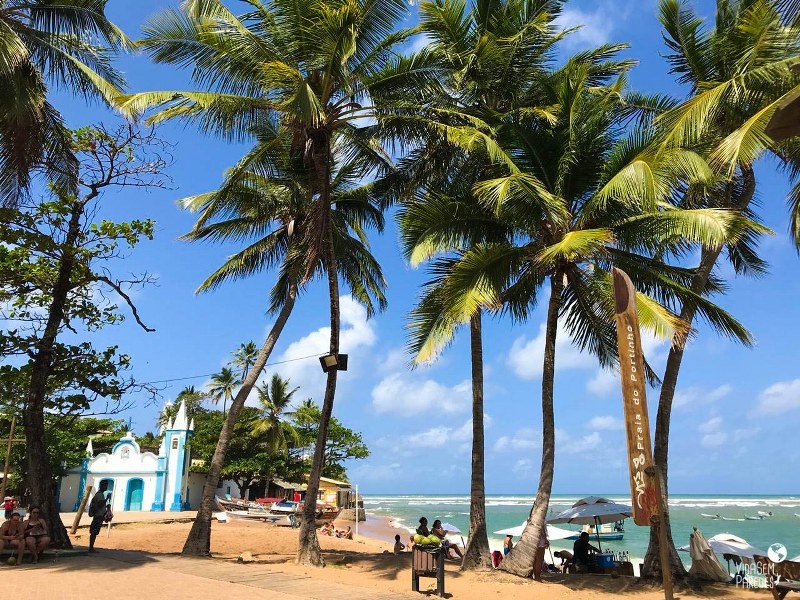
[
  {"left": 546, "top": 497, "right": 632, "bottom": 551},
  {"left": 687, "top": 528, "right": 730, "bottom": 582},
  {"left": 678, "top": 532, "right": 767, "bottom": 571},
  {"left": 439, "top": 522, "right": 464, "bottom": 547},
  {"left": 493, "top": 522, "right": 575, "bottom": 541}
]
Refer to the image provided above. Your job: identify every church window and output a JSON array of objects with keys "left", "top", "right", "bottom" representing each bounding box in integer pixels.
[{"left": 172, "top": 436, "right": 179, "bottom": 449}]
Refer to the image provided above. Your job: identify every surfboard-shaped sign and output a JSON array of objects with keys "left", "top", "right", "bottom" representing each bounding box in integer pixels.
[{"left": 612, "top": 267, "right": 658, "bottom": 526}]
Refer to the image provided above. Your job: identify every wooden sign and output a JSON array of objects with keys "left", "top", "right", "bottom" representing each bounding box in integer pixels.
[{"left": 612, "top": 268, "right": 658, "bottom": 526}]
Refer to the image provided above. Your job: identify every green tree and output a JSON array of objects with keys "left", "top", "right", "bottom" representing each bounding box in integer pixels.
[
  {"left": 0, "top": 0, "right": 130, "bottom": 203},
  {"left": 206, "top": 367, "right": 240, "bottom": 417},
  {"left": 230, "top": 342, "right": 258, "bottom": 379},
  {"left": 397, "top": 0, "right": 568, "bottom": 569},
  {"left": 288, "top": 400, "right": 369, "bottom": 480},
  {"left": 640, "top": 0, "right": 800, "bottom": 577},
  {"left": 250, "top": 375, "right": 301, "bottom": 454},
  {"left": 403, "top": 45, "right": 758, "bottom": 578},
  {"left": 116, "top": 0, "right": 420, "bottom": 560},
  {"left": 0, "top": 124, "right": 167, "bottom": 547}
]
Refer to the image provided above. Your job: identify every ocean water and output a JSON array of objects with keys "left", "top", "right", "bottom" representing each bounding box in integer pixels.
[{"left": 363, "top": 494, "right": 800, "bottom": 569}]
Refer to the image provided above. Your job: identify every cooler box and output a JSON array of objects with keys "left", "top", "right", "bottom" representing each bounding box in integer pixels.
[{"left": 596, "top": 553, "right": 614, "bottom": 568}]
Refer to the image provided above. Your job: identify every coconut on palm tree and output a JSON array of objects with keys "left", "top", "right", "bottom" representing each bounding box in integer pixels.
[{"left": 639, "top": 0, "right": 800, "bottom": 577}]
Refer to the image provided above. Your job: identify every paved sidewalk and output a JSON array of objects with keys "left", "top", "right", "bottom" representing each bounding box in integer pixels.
[{"left": 0, "top": 547, "right": 415, "bottom": 600}]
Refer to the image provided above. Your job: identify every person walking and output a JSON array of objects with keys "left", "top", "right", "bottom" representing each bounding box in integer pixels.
[{"left": 88, "top": 480, "right": 109, "bottom": 553}]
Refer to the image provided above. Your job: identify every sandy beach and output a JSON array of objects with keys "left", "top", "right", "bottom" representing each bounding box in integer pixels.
[{"left": 17, "top": 513, "right": 761, "bottom": 600}]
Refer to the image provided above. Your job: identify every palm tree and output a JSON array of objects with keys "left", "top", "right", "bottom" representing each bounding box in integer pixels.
[
  {"left": 641, "top": 0, "right": 800, "bottom": 577},
  {"left": 405, "top": 44, "right": 757, "bottom": 578},
  {"left": 206, "top": 367, "right": 240, "bottom": 417},
  {"left": 118, "top": 0, "right": 417, "bottom": 565},
  {"left": 230, "top": 341, "right": 258, "bottom": 379},
  {"left": 175, "top": 128, "right": 388, "bottom": 558},
  {"left": 394, "top": 0, "right": 567, "bottom": 570},
  {"left": 250, "top": 374, "right": 301, "bottom": 453},
  {"left": 0, "top": 0, "right": 129, "bottom": 203}
]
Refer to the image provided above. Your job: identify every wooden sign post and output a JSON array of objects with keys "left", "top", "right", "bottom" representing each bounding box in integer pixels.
[{"left": 612, "top": 268, "right": 673, "bottom": 600}]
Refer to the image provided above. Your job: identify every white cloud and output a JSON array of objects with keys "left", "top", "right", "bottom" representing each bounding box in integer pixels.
[
  {"left": 493, "top": 427, "right": 540, "bottom": 452},
  {"left": 273, "top": 295, "right": 377, "bottom": 401},
  {"left": 556, "top": 429, "right": 602, "bottom": 454},
  {"left": 371, "top": 374, "right": 471, "bottom": 417},
  {"left": 751, "top": 379, "right": 800, "bottom": 416},
  {"left": 512, "top": 458, "right": 536, "bottom": 478},
  {"left": 697, "top": 416, "right": 728, "bottom": 448},
  {"left": 701, "top": 432, "right": 727, "bottom": 448},
  {"left": 555, "top": 1, "right": 631, "bottom": 48},
  {"left": 506, "top": 321, "right": 595, "bottom": 380},
  {"left": 674, "top": 384, "right": 732, "bottom": 411},
  {"left": 698, "top": 416, "right": 723, "bottom": 434},
  {"left": 585, "top": 416, "right": 623, "bottom": 431},
  {"left": 587, "top": 369, "right": 618, "bottom": 396}
]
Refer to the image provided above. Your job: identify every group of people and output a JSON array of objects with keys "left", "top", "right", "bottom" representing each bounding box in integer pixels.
[
  {"left": 415, "top": 516, "right": 464, "bottom": 561},
  {"left": 552, "top": 531, "right": 601, "bottom": 573},
  {"left": 491, "top": 529, "right": 602, "bottom": 578},
  {"left": 0, "top": 506, "right": 50, "bottom": 564},
  {"left": 318, "top": 522, "right": 353, "bottom": 539}
]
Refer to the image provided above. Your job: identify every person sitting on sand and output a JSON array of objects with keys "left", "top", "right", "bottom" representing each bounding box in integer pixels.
[
  {"left": 431, "top": 519, "right": 463, "bottom": 560},
  {"left": 572, "top": 532, "right": 600, "bottom": 572},
  {"left": 0, "top": 512, "right": 25, "bottom": 564},
  {"left": 416, "top": 517, "right": 430, "bottom": 537},
  {"left": 319, "top": 522, "right": 334, "bottom": 536},
  {"left": 23, "top": 506, "right": 50, "bottom": 564},
  {"left": 337, "top": 526, "right": 353, "bottom": 540},
  {"left": 393, "top": 534, "right": 405, "bottom": 554},
  {"left": 553, "top": 549, "right": 574, "bottom": 572},
  {"left": 503, "top": 534, "right": 513, "bottom": 555}
]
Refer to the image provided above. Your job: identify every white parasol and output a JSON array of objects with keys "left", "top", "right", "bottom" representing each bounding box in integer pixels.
[
  {"left": 494, "top": 522, "right": 575, "bottom": 541},
  {"left": 439, "top": 522, "right": 465, "bottom": 548},
  {"left": 687, "top": 528, "right": 730, "bottom": 582},
  {"left": 546, "top": 497, "right": 632, "bottom": 551}
]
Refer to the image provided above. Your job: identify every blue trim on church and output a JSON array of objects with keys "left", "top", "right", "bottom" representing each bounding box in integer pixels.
[
  {"left": 73, "top": 456, "right": 90, "bottom": 511},
  {"left": 151, "top": 456, "right": 167, "bottom": 511}
]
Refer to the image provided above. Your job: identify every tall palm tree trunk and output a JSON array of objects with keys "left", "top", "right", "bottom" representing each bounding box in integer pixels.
[
  {"left": 297, "top": 238, "right": 340, "bottom": 566},
  {"left": 643, "top": 168, "right": 755, "bottom": 577},
  {"left": 182, "top": 282, "right": 298, "bottom": 556},
  {"left": 462, "top": 311, "right": 491, "bottom": 570},
  {"left": 297, "top": 146, "right": 340, "bottom": 566},
  {"left": 502, "top": 275, "right": 562, "bottom": 578}
]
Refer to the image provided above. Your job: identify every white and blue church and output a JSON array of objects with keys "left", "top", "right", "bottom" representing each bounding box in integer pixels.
[{"left": 58, "top": 400, "right": 206, "bottom": 513}]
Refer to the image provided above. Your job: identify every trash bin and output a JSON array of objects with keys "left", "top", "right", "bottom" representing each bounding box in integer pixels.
[{"left": 411, "top": 545, "right": 445, "bottom": 596}]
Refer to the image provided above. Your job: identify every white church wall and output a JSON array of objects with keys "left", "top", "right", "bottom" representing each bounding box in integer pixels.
[{"left": 58, "top": 473, "right": 81, "bottom": 511}]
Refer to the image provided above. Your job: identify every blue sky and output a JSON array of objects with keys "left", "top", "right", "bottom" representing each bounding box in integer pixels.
[{"left": 47, "top": 0, "right": 800, "bottom": 496}]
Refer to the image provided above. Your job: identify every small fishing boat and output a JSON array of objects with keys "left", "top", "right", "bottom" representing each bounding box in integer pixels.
[
  {"left": 757, "top": 511, "right": 773, "bottom": 518},
  {"left": 564, "top": 520, "right": 625, "bottom": 541},
  {"left": 701, "top": 513, "right": 722, "bottom": 519},
  {"left": 215, "top": 497, "right": 296, "bottom": 524}
]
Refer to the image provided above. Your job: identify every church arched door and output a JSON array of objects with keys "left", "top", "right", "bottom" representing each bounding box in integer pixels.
[{"left": 125, "top": 478, "right": 144, "bottom": 511}]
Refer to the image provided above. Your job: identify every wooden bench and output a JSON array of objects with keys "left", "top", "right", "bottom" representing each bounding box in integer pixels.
[
  {"left": 754, "top": 555, "right": 800, "bottom": 600},
  {"left": 411, "top": 546, "right": 445, "bottom": 597}
]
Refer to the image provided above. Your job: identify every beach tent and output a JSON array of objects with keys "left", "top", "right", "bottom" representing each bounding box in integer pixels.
[
  {"left": 678, "top": 532, "right": 767, "bottom": 572},
  {"left": 687, "top": 528, "right": 730, "bottom": 582},
  {"left": 546, "top": 496, "right": 633, "bottom": 551},
  {"left": 493, "top": 522, "right": 575, "bottom": 541}
]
